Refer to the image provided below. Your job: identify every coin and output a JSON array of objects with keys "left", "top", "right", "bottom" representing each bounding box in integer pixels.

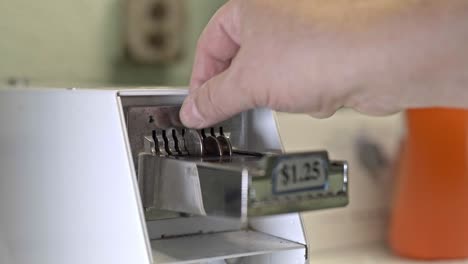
[
  {"left": 183, "top": 129, "right": 203, "bottom": 156},
  {"left": 203, "top": 136, "right": 223, "bottom": 157},
  {"left": 217, "top": 135, "right": 233, "bottom": 157}
]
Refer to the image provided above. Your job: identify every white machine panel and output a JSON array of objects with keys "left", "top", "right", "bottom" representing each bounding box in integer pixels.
[{"left": 0, "top": 89, "right": 151, "bottom": 264}]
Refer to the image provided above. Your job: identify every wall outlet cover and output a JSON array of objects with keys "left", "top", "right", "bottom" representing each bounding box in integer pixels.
[{"left": 126, "top": 0, "right": 186, "bottom": 63}]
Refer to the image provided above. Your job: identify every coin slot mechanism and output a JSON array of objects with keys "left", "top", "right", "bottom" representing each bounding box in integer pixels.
[
  {"left": 148, "top": 127, "right": 230, "bottom": 158},
  {"left": 124, "top": 105, "right": 348, "bottom": 220}
]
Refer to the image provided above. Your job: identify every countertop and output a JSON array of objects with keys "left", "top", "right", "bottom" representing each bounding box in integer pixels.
[{"left": 310, "top": 243, "right": 468, "bottom": 264}]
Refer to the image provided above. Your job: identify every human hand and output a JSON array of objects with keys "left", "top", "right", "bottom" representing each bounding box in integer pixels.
[{"left": 180, "top": 0, "right": 468, "bottom": 128}]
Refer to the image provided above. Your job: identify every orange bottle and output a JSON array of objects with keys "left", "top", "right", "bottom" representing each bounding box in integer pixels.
[{"left": 390, "top": 108, "right": 468, "bottom": 259}]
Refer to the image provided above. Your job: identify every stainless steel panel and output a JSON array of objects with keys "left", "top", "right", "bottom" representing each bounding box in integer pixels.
[
  {"left": 137, "top": 151, "right": 348, "bottom": 219},
  {"left": 151, "top": 230, "right": 305, "bottom": 264}
]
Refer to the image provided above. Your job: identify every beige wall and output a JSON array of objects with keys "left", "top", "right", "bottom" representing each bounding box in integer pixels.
[{"left": 0, "top": 0, "right": 226, "bottom": 87}]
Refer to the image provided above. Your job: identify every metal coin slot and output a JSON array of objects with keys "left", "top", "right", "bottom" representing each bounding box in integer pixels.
[
  {"left": 201, "top": 129, "right": 207, "bottom": 139},
  {"left": 150, "top": 127, "right": 230, "bottom": 157},
  {"left": 153, "top": 130, "right": 168, "bottom": 156},
  {"left": 210, "top": 127, "right": 217, "bottom": 137},
  {"left": 172, "top": 128, "right": 188, "bottom": 155},
  {"left": 161, "top": 130, "right": 177, "bottom": 155}
]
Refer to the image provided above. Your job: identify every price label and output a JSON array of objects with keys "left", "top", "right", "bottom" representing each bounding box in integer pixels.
[{"left": 273, "top": 156, "right": 327, "bottom": 194}]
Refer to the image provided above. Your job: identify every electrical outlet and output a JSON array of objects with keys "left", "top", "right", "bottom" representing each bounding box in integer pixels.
[{"left": 126, "top": 0, "right": 185, "bottom": 63}]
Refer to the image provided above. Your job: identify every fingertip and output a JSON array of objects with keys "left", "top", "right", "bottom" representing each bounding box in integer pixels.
[{"left": 180, "top": 96, "right": 205, "bottom": 128}]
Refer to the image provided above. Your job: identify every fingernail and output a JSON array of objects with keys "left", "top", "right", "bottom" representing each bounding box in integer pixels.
[{"left": 180, "top": 97, "right": 204, "bottom": 128}]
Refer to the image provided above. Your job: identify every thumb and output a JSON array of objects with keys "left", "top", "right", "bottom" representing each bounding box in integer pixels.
[{"left": 180, "top": 68, "right": 255, "bottom": 128}]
